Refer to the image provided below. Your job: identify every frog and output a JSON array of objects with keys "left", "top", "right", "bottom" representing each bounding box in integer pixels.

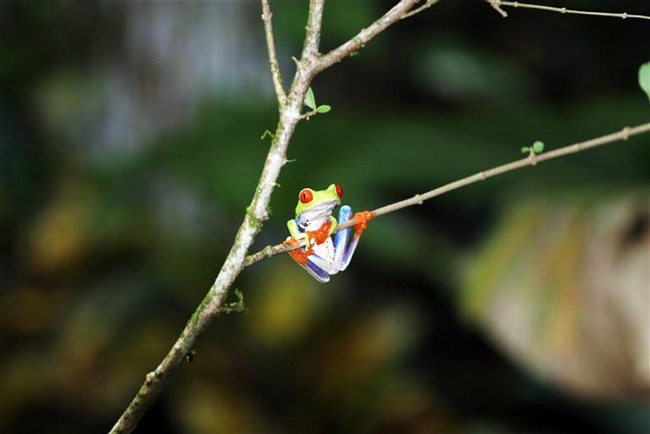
[{"left": 283, "top": 183, "right": 374, "bottom": 283}]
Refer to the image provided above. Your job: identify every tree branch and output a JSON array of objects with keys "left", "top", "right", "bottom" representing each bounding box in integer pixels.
[
  {"left": 488, "top": 0, "right": 650, "bottom": 20},
  {"left": 315, "top": 0, "right": 427, "bottom": 74},
  {"left": 261, "top": 0, "right": 286, "bottom": 106},
  {"left": 243, "top": 122, "right": 650, "bottom": 267},
  {"left": 302, "top": 0, "right": 325, "bottom": 60},
  {"left": 109, "top": 1, "right": 439, "bottom": 432}
]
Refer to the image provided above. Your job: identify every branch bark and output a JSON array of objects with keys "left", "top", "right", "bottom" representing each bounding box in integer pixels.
[
  {"left": 302, "top": 0, "right": 325, "bottom": 60},
  {"left": 243, "top": 122, "right": 650, "bottom": 267},
  {"left": 261, "top": 0, "right": 286, "bottom": 106},
  {"left": 109, "top": 1, "right": 437, "bottom": 432}
]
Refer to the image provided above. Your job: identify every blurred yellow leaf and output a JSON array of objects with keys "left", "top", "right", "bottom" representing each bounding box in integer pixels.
[{"left": 246, "top": 263, "right": 323, "bottom": 347}]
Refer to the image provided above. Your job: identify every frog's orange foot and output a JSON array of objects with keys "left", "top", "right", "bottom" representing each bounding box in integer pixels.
[
  {"left": 353, "top": 210, "right": 375, "bottom": 236},
  {"left": 283, "top": 238, "right": 312, "bottom": 264}
]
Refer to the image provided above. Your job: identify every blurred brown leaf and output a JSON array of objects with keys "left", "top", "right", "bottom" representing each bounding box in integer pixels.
[{"left": 462, "top": 190, "right": 650, "bottom": 399}]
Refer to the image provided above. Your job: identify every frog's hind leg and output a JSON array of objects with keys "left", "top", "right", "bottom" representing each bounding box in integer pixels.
[
  {"left": 334, "top": 205, "right": 356, "bottom": 271},
  {"left": 285, "top": 240, "right": 331, "bottom": 283},
  {"left": 303, "top": 259, "right": 331, "bottom": 283}
]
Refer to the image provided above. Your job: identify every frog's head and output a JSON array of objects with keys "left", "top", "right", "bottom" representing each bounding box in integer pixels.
[{"left": 295, "top": 183, "right": 343, "bottom": 221}]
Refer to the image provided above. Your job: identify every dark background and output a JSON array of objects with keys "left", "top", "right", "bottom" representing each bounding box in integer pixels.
[{"left": 1, "top": 0, "right": 649, "bottom": 432}]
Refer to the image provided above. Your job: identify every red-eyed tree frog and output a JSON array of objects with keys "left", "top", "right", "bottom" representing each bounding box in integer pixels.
[{"left": 283, "top": 183, "right": 374, "bottom": 283}]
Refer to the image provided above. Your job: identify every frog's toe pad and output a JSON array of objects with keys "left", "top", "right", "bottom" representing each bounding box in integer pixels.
[{"left": 353, "top": 210, "right": 375, "bottom": 235}]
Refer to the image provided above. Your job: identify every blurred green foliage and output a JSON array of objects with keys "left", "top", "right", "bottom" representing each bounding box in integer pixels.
[
  {"left": 639, "top": 61, "right": 650, "bottom": 101},
  {"left": 1, "top": 0, "right": 649, "bottom": 433}
]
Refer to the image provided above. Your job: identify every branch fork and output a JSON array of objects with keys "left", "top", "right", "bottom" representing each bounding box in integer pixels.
[{"left": 110, "top": 1, "right": 439, "bottom": 433}]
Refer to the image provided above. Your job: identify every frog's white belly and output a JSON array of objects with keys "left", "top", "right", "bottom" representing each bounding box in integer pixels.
[
  {"left": 300, "top": 218, "right": 341, "bottom": 275},
  {"left": 312, "top": 238, "right": 334, "bottom": 261}
]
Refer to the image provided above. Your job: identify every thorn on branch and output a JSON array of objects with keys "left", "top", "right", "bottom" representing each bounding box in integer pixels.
[
  {"left": 184, "top": 349, "right": 196, "bottom": 364},
  {"left": 350, "top": 43, "right": 366, "bottom": 57}
]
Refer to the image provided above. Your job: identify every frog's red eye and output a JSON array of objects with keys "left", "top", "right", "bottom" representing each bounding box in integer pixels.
[
  {"left": 335, "top": 183, "right": 343, "bottom": 198},
  {"left": 299, "top": 189, "right": 313, "bottom": 203}
]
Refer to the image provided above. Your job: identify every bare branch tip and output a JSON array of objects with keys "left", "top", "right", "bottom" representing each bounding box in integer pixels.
[
  {"left": 402, "top": 0, "right": 439, "bottom": 20},
  {"left": 488, "top": 0, "right": 509, "bottom": 17}
]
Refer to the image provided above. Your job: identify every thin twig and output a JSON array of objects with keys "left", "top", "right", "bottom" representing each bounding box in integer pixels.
[
  {"left": 261, "top": 0, "right": 286, "bottom": 106},
  {"left": 402, "top": 0, "right": 439, "bottom": 20},
  {"left": 243, "top": 122, "right": 650, "bottom": 267},
  {"left": 299, "top": 109, "right": 319, "bottom": 120},
  {"left": 488, "top": 0, "right": 650, "bottom": 21}
]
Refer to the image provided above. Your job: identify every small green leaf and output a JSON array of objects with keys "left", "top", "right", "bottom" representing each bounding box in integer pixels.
[
  {"left": 521, "top": 146, "right": 530, "bottom": 154},
  {"left": 639, "top": 62, "right": 650, "bottom": 101},
  {"left": 305, "top": 87, "right": 316, "bottom": 110},
  {"left": 316, "top": 105, "right": 331, "bottom": 113},
  {"left": 532, "top": 141, "right": 545, "bottom": 154}
]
